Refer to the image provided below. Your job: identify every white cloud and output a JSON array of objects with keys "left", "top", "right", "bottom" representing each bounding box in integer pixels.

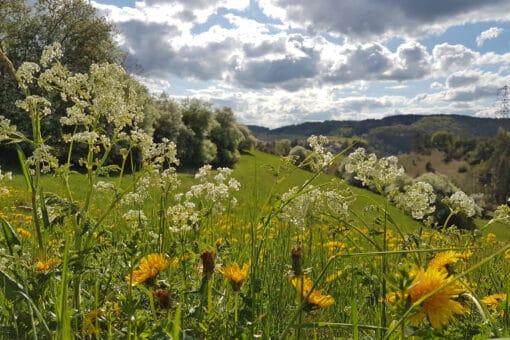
[{"left": 476, "top": 27, "right": 504, "bottom": 46}]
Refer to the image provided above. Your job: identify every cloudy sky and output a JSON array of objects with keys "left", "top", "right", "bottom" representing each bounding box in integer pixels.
[{"left": 92, "top": 0, "right": 510, "bottom": 128}]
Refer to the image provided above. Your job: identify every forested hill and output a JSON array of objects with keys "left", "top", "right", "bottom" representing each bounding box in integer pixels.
[{"left": 248, "top": 114, "right": 510, "bottom": 140}]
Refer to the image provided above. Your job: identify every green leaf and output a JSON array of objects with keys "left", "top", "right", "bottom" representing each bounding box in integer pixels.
[
  {"left": 0, "top": 217, "right": 20, "bottom": 255},
  {"left": 0, "top": 269, "right": 24, "bottom": 295},
  {"left": 16, "top": 146, "right": 33, "bottom": 193}
]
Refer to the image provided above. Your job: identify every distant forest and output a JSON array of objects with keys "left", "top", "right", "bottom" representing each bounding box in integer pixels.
[{"left": 249, "top": 114, "right": 510, "bottom": 207}]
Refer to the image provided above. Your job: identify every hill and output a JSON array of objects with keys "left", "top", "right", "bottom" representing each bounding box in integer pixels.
[{"left": 249, "top": 114, "right": 510, "bottom": 155}]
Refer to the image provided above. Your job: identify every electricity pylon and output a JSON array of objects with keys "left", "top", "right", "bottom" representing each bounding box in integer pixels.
[{"left": 497, "top": 85, "right": 509, "bottom": 117}]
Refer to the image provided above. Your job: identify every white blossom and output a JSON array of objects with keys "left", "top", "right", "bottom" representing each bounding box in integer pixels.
[
  {"left": 16, "top": 62, "right": 40, "bottom": 85},
  {"left": 443, "top": 191, "right": 477, "bottom": 217},
  {"left": 40, "top": 43, "right": 63, "bottom": 68},
  {"left": 122, "top": 209, "right": 147, "bottom": 226},
  {"left": 281, "top": 184, "right": 352, "bottom": 227},
  {"left": 307, "top": 135, "right": 334, "bottom": 171},
  {"left": 167, "top": 201, "right": 199, "bottom": 233},
  {"left": 395, "top": 181, "right": 436, "bottom": 220},
  {"left": 344, "top": 148, "right": 404, "bottom": 191}
]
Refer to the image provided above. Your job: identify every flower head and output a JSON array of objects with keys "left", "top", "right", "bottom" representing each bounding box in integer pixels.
[
  {"left": 128, "top": 253, "right": 168, "bottom": 286},
  {"left": 404, "top": 267, "right": 468, "bottom": 329},
  {"left": 220, "top": 262, "right": 250, "bottom": 291},
  {"left": 428, "top": 251, "right": 462, "bottom": 274},
  {"left": 35, "top": 257, "right": 60, "bottom": 271},
  {"left": 291, "top": 276, "right": 334, "bottom": 309},
  {"left": 481, "top": 293, "right": 507, "bottom": 316}
]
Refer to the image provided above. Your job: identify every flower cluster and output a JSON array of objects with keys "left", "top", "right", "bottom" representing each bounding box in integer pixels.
[
  {"left": 443, "top": 191, "right": 477, "bottom": 217},
  {"left": 166, "top": 198, "right": 199, "bottom": 233},
  {"left": 344, "top": 148, "right": 404, "bottom": 192},
  {"left": 394, "top": 181, "right": 436, "bottom": 220},
  {"left": 281, "top": 184, "right": 352, "bottom": 228},
  {"left": 307, "top": 135, "right": 334, "bottom": 171},
  {"left": 186, "top": 165, "right": 240, "bottom": 214}
]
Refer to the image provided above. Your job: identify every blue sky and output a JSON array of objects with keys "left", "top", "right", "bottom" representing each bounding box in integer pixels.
[{"left": 92, "top": 0, "right": 510, "bottom": 127}]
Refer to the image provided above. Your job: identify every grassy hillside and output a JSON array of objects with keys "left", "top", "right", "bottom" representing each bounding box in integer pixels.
[{"left": 232, "top": 150, "right": 422, "bottom": 233}]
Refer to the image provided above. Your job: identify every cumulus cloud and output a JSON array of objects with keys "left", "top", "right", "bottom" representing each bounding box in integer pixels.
[
  {"left": 476, "top": 27, "right": 504, "bottom": 46},
  {"left": 432, "top": 43, "right": 479, "bottom": 73}
]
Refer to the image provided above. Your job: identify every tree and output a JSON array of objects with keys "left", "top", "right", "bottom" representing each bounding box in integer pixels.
[
  {"left": 150, "top": 94, "right": 182, "bottom": 143},
  {"left": 177, "top": 99, "right": 217, "bottom": 168},
  {"left": 0, "top": 0, "right": 122, "bottom": 163},
  {"left": 210, "top": 107, "right": 244, "bottom": 168},
  {"left": 487, "top": 129, "right": 510, "bottom": 203},
  {"left": 237, "top": 125, "right": 257, "bottom": 151}
]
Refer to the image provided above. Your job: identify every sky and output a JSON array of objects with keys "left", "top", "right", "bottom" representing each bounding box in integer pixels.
[{"left": 91, "top": 0, "right": 510, "bottom": 128}]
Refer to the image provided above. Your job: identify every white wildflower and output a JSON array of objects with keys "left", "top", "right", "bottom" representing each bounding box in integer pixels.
[
  {"left": 167, "top": 201, "right": 199, "bottom": 233},
  {"left": 16, "top": 62, "right": 40, "bottom": 85},
  {"left": 395, "top": 181, "right": 436, "bottom": 220},
  {"left": 307, "top": 135, "right": 334, "bottom": 171},
  {"left": 40, "top": 43, "right": 63, "bottom": 68},
  {"left": 15, "top": 95, "right": 52, "bottom": 116},
  {"left": 281, "top": 184, "right": 352, "bottom": 227},
  {"left": 93, "top": 181, "right": 116, "bottom": 193},
  {"left": 443, "top": 191, "right": 477, "bottom": 217},
  {"left": 122, "top": 209, "right": 147, "bottom": 226},
  {"left": 187, "top": 165, "right": 240, "bottom": 214},
  {"left": 344, "top": 148, "right": 404, "bottom": 192},
  {"left": 0, "top": 116, "right": 19, "bottom": 142},
  {"left": 26, "top": 144, "right": 58, "bottom": 174}
]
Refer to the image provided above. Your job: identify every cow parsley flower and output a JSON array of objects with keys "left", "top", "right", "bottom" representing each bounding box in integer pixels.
[{"left": 395, "top": 181, "right": 436, "bottom": 220}]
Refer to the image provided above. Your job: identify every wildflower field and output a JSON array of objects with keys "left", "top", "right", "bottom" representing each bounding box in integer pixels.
[{"left": 0, "top": 44, "right": 509, "bottom": 339}]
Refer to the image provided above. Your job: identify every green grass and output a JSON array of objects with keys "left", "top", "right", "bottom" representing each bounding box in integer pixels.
[{"left": 0, "top": 150, "right": 509, "bottom": 339}]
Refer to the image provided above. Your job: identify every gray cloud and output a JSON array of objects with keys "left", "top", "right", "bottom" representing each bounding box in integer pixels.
[
  {"left": 324, "top": 43, "right": 392, "bottom": 83},
  {"left": 143, "top": 0, "right": 225, "bottom": 9},
  {"left": 118, "top": 20, "right": 237, "bottom": 80},
  {"left": 446, "top": 72, "right": 480, "bottom": 88},
  {"left": 387, "top": 41, "right": 431, "bottom": 80},
  {"left": 262, "top": 0, "right": 508, "bottom": 38}
]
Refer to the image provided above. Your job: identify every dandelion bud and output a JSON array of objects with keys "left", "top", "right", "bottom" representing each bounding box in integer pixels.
[
  {"left": 200, "top": 250, "right": 216, "bottom": 277},
  {"left": 291, "top": 247, "right": 303, "bottom": 276}
]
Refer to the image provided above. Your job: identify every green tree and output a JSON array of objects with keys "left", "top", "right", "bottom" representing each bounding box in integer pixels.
[
  {"left": 150, "top": 94, "right": 183, "bottom": 143},
  {"left": 177, "top": 99, "right": 217, "bottom": 168},
  {"left": 487, "top": 128, "right": 510, "bottom": 203},
  {"left": 237, "top": 125, "right": 257, "bottom": 151},
  {"left": 210, "top": 107, "right": 244, "bottom": 167}
]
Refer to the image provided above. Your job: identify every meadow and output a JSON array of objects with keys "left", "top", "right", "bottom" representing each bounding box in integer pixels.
[
  {"left": 1, "top": 148, "right": 509, "bottom": 339},
  {"left": 0, "top": 43, "right": 509, "bottom": 339}
]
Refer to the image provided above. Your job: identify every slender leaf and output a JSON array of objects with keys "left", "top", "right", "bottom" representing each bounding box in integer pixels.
[
  {"left": 0, "top": 217, "right": 20, "bottom": 255},
  {"left": 16, "top": 146, "right": 33, "bottom": 193}
]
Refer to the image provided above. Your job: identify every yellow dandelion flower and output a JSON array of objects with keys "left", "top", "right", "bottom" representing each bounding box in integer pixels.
[
  {"left": 406, "top": 267, "right": 468, "bottom": 329},
  {"left": 83, "top": 308, "right": 105, "bottom": 335},
  {"left": 16, "top": 227, "right": 31, "bottom": 238},
  {"left": 486, "top": 233, "right": 497, "bottom": 242},
  {"left": 505, "top": 249, "right": 510, "bottom": 260},
  {"left": 127, "top": 253, "right": 168, "bottom": 286},
  {"left": 481, "top": 293, "right": 507, "bottom": 315},
  {"left": 291, "top": 276, "right": 334, "bottom": 309},
  {"left": 428, "top": 251, "right": 462, "bottom": 273},
  {"left": 220, "top": 262, "right": 249, "bottom": 291},
  {"left": 325, "top": 271, "right": 342, "bottom": 283},
  {"left": 35, "top": 257, "right": 61, "bottom": 271}
]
